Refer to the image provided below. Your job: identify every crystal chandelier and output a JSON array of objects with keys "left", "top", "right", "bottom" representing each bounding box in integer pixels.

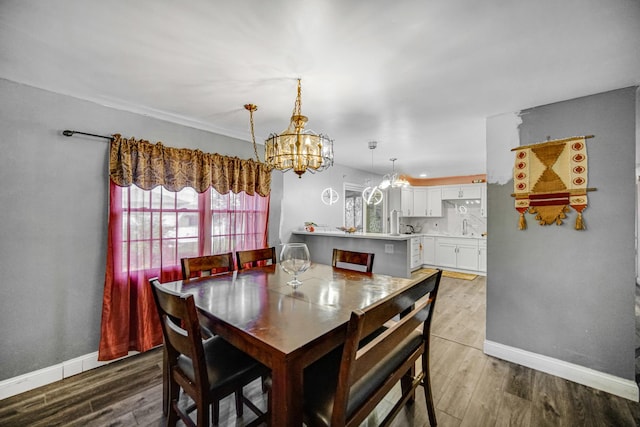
[
  {"left": 246, "top": 79, "right": 334, "bottom": 178},
  {"left": 378, "top": 158, "right": 409, "bottom": 189}
]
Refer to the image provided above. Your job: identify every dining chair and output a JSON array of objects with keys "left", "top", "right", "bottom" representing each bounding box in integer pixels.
[
  {"left": 303, "top": 269, "right": 443, "bottom": 427},
  {"left": 181, "top": 252, "right": 235, "bottom": 279},
  {"left": 181, "top": 252, "right": 237, "bottom": 340},
  {"left": 331, "top": 248, "right": 375, "bottom": 273},
  {"left": 236, "top": 247, "right": 276, "bottom": 270},
  {"left": 149, "top": 278, "right": 270, "bottom": 427}
]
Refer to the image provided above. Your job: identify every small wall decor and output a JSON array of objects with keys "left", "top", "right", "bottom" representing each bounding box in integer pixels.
[
  {"left": 511, "top": 135, "right": 595, "bottom": 230},
  {"left": 321, "top": 187, "right": 339, "bottom": 205}
]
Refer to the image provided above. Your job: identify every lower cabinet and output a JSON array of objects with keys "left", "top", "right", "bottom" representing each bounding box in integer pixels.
[
  {"left": 478, "top": 239, "right": 487, "bottom": 273},
  {"left": 422, "top": 236, "right": 435, "bottom": 265},
  {"left": 411, "top": 235, "right": 486, "bottom": 274},
  {"left": 435, "top": 237, "right": 479, "bottom": 271},
  {"left": 410, "top": 237, "right": 422, "bottom": 269}
]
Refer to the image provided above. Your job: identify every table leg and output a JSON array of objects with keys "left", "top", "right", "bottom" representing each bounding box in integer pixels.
[{"left": 270, "top": 359, "right": 304, "bottom": 426}]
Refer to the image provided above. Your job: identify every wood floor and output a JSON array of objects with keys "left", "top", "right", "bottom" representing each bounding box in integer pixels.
[{"left": 1, "top": 275, "right": 639, "bottom": 426}]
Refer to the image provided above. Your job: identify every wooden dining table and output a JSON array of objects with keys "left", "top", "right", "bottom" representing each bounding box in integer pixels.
[{"left": 159, "top": 262, "right": 438, "bottom": 426}]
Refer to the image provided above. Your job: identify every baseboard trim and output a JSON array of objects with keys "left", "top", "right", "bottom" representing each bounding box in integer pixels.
[
  {"left": 0, "top": 351, "right": 138, "bottom": 401},
  {"left": 484, "top": 340, "right": 639, "bottom": 402}
]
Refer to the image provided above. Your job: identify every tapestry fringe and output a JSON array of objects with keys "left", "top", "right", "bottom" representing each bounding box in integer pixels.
[
  {"left": 519, "top": 212, "right": 527, "bottom": 230},
  {"left": 575, "top": 212, "right": 584, "bottom": 230}
]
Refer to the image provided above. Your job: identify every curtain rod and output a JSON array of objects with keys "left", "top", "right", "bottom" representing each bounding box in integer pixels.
[{"left": 62, "top": 130, "right": 114, "bottom": 141}]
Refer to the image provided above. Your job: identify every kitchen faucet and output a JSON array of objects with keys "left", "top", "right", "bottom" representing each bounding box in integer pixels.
[{"left": 462, "top": 219, "right": 468, "bottom": 235}]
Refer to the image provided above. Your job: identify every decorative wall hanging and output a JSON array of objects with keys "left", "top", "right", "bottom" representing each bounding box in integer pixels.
[{"left": 511, "top": 135, "right": 595, "bottom": 230}]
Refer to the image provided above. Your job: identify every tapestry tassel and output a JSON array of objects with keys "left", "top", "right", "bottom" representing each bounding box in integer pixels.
[
  {"left": 519, "top": 212, "right": 527, "bottom": 230},
  {"left": 575, "top": 212, "right": 584, "bottom": 230}
]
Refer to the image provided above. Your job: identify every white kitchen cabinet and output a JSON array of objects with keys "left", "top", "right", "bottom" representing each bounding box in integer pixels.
[
  {"left": 435, "top": 237, "right": 479, "bottom": 271},
  {"left": 422, "top": 236, "right": 436, "bottom": 265},
  {"left": 480, "top": 184, "right": 487, "bottom": 217},
  {"left": 441, "top": 184, "right": 483, "bottom": 200},
  {"left": 427, "top": 187, "right": 442, "bottom": 217},
  {"left": 478, "top": 239, "right": 487, "bottom": 272},
  {"left": 400, "top": 187, "right": 430, "bottom": 217},
  {"left": 413, "top": 188, "right": 428, "bottom": 216},
  {"left": 457, "top": 242, "right": 479, "bottom": 271},
  {"left": 410, "top": 236, "right": 422, "bottom": 269},
  {"left": 400, "top": 188, "right": 413, "bottom": 216},
  {"left": 435, "top": 241, "right": 457, "bottom": 268},
  {"left": 394, "top": 186, "right": 442, "bottom": 217}
]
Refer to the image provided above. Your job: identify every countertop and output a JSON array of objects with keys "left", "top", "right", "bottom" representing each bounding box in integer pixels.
[
  {"left": 292, "top": 230, "right": 413, "bottom": 241},
  {"left": 292, "top": 230, "right": 486, "bottom": 240}
]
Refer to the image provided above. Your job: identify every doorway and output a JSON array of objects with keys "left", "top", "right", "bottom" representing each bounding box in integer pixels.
[{"left": 343, "top": 183, "right": 385, "bottom": 233}]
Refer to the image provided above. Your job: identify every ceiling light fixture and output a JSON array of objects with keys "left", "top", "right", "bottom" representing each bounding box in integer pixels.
[
  {"left": 379, "top": 158, "right": 409, "bottom": 189},
  {"left": 362, "top": 141, "right": 383, "bottom": 206},
  {"left": 245, "top": 79, "right": 334, "bottom": 178}
]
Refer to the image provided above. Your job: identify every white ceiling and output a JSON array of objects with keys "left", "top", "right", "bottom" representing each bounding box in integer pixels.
[{"left": 1, "top": 0, "right": 639, "bottom": 177}]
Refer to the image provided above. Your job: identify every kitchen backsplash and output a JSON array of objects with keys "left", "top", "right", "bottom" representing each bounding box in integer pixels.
[{"left": 402, "top": 199, "right": 486, "bottom": 237}]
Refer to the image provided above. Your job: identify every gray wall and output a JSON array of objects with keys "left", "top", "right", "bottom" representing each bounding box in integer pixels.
[
  {"left": 0, "top": 78, "right": 283, "bottom": 380},
  {"left": 280, "top": 163, "right": 379, "bottom": 244},
  {"left": 486, "top": 87, "right": 637, "bottom": 379}
]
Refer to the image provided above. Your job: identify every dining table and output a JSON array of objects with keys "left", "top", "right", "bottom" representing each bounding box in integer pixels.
[{"left": 159, "top": 262, "right": 438, "bottom": 426}]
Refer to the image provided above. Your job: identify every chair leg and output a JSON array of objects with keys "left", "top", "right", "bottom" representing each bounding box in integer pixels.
[
  {"left": 163, "top": 348, "right": 169, "bottom": 416},
  {"left": 167, "top": 379, "right": 180, "bottom": 427},
  {"left": 422, "top": 355, "right": 437, "bottom": 426},
  {"left": 235, "top": 388, "right": 244, "bottom": 417},
  {"left": 212, "top": 399, "right": 220, "bottom": 425},
  {"left": 196, "top": 395, "right": 209, "bottom": 427}
]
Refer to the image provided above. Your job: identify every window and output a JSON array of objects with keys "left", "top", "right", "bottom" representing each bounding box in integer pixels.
[
  {"left": 208, "top": 188, "right": 269, "bottom": 255},
  {"left": 117, "top": 184, "right": 269, "bottom": 273}
]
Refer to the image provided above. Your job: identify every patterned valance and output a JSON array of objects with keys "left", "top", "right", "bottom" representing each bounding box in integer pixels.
[
  {"left": 109, "top": 134, "right": 271, "bottom": 196},
  {"left": 512, "top": 135, "right": 592, "bottom": 230}
]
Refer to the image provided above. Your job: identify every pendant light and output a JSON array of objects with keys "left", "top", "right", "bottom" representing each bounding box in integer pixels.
[
  {"left": 362, "top": 141, "right": 383, "bottom": 205},
  {"left": 379, "top": 158, "right": 409, "bottom": 189}
]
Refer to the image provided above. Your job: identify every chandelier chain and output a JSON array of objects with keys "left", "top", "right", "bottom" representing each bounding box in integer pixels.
[
  {"left": 293, "top": 78, "right": 302, "bottom": 117},
  {"left": 244, "top": 104, "right": 261, "bottom": 162}
]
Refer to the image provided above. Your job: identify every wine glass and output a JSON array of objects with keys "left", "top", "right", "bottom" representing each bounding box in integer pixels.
[{"left": 280, "top": 243, "right": 311, "bottom": 288}]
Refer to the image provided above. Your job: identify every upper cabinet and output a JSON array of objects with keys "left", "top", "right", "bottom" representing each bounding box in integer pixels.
[
  {"left": 392, "top": 182, "right": 488, "bottom": 217},
  {"left": 395, "top": 187, "right": 442, "bottom": 217},
  {"left": 441, "top": 184, "right": 483, "bottom": 200},
  {"left": 400, "top": 187, "right": 413, "bottom": 216},
  {"left": 427, "top": 187, "right": 442, "bottom": 217},
  {"left": 413, "top": 188, "right": 428, "bottom": 216}
]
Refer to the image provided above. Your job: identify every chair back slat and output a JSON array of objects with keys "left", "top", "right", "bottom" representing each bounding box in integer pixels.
[
  {"left": 359, "top": 272, "right": 438, "bottom": 340},
  {"left": 236, "top": 247, "right": 276, "bottom": 270},
  {"left": 352, "top": 298, "right": 431, "bottom": 381},
  {"left": 332, "top": 249, "right": 375, "bottom": 273},
  {"left": 181, "top": 252, "right": 234, "bottom": 279}
]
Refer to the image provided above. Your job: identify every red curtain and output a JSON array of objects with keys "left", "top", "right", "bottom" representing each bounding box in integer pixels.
[{"left": 98, "top": 181, "right": 269, "bottom": 361}]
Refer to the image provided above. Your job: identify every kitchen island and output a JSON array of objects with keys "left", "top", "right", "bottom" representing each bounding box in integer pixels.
[
  {"left": 291, "top": 231, "right": 414, "bottom": 278},
  {"left": 291, "top": 230, "right": 487, "bottom": 278}
]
